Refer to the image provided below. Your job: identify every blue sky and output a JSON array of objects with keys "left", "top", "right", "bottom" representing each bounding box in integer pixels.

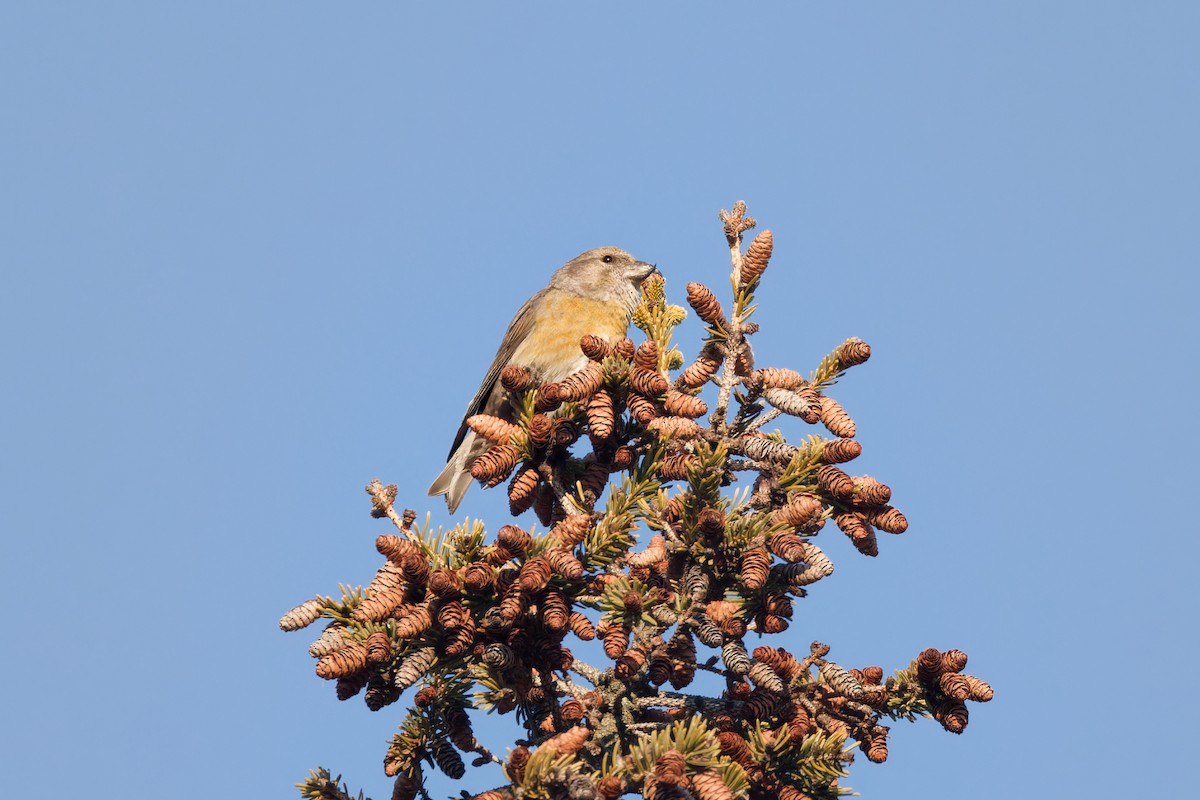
[{"left": 2, "top": 3, "right": 1197, "bottom": 798}]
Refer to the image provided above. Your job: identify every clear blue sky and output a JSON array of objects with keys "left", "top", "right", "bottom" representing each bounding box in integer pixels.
[{"left": 2, "top": 3, "right": 1197, "bottom": 798}]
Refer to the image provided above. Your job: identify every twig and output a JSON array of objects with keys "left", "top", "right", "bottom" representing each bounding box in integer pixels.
[
  {"left": 365, "top": 479, "right": 422, "bottom": 545},
  {"left": 745, "top": 406, "right": 783, "bottom": 432}
]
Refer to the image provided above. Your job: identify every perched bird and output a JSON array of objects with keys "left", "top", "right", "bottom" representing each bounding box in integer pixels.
[{"left": 429, "top": 247, "right": 657, "bottom": 513}]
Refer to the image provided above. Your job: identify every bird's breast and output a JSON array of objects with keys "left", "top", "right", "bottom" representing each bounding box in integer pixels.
[{"left": 510, "top": 292, "right": 631, "bottom": 381}]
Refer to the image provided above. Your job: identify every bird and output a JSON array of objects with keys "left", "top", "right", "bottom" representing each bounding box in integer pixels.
[{"left": 428, "top": 247, "right": 658, "bottom": 513}]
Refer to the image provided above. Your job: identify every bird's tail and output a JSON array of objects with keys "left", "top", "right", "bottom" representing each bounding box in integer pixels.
[{"left": 427, "top": 430, "right": 481, "bottom": 514}]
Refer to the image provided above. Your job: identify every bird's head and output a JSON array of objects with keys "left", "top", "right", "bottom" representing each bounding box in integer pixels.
[{"left": 550, "top": 247, "right": 657, "bottom": 309}]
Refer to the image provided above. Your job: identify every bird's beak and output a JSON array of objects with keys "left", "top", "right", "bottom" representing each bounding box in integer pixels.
[{"left": 637, "top": 262, "right": 658, "bottom": 279}]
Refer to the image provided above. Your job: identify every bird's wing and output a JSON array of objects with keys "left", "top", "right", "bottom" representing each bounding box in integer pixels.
[{"left": 446, "top": 287, "right": 549, "bottom": 459}]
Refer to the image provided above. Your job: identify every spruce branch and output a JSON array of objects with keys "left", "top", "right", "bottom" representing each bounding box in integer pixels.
[{"left": 282, "top": 202, "right": 992, "bottom": 800}]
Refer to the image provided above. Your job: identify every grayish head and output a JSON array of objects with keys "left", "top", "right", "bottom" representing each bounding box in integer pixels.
[{"left": 549, "top": 247, "right": 658, "bottom": 312}]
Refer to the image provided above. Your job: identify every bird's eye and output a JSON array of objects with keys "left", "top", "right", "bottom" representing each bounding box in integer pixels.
[{"left": 602, "top": 255, "right": 613, "bottom": 263}]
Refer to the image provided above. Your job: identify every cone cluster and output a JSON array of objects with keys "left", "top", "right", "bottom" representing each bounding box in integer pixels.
[{"left": 283, "top": 201, "right": 990, "bottom": 800}]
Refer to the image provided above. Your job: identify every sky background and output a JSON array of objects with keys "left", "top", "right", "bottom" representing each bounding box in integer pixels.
[{"left": 2, "top": 3, "right": 1197, "bottom": 798}]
